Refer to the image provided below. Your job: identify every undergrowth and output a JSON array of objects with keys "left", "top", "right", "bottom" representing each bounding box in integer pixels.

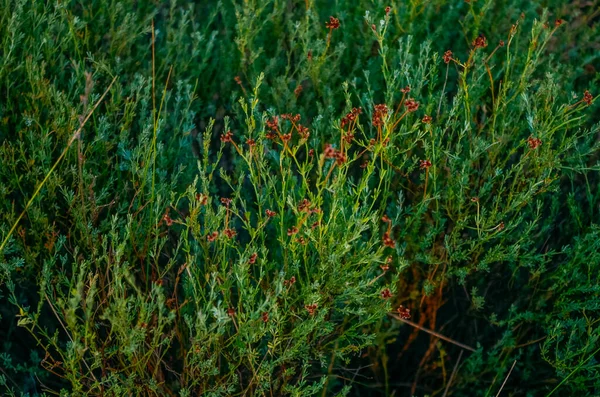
[{"left": 0, "top": 0, "right": 599, "bottom": 396}]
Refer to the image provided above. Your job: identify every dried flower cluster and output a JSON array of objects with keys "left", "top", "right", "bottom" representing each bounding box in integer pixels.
[
  {"left": 341, "top": 107, "right": 362, "bottom": 127},
  {"left": 473, "top": 33, "right": 488, "bottom": 49},
  {"left": 326, "top": 16, "right": 340, "bottom": 30},
  {"left": 527, "top": 136, "right": 542, "bottom": 150},
  {"left": 372, "top": 104, "right": 389, "bottom": 127},
  {"left": 323, "top": 144, "right": 347, "bottom": 165}
]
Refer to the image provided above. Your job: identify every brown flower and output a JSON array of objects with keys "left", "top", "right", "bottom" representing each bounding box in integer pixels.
[
  {"left": 305, "top": 303, "right": 318, "bottom": 315},
  {"left": 284, "top": 276, "right": 296, "bottom": 287},
  {"left": 473, "top": 33, "right": 488, "bottom": 49},
  {"left": 298, "top": 199, "right": 312, "bottom": 212},
  {"left": 249, "top": 253, "right": 258, "bottom": 264},
  {"left": 262, "top": 312, "right": 269, "bottom": 323},
  {"left": 287, "top": 227, "right": 299, "bottom": 236},
  {"left": 443, "top": 50, "right": 453, "bottom": 64},
  {"left": 527, "top": 136, "right": 542, "bottom": 150},
  {"left": 266, "top": 209, "right": 277, "bottom": 218},
  {"left": 422, "top": 115, "right": 432, "bottom": 124},
  {"left": 396, "top": 305, "right": 411, "bottom": 319},
  {"left": 220, "top": 130, "right": 233, "bottom": 143},
  {"left": 583, "top": 90, "right": 593, "bottom": 106},
  {"left": 266, "top": 116, "right": 279, "bottom": 132},
  {"left": 404, "top": 98, "right": 419, "bottom": 113},
  {"left": 326, "top": 16, "right": 340, "bottom": 30},
  {"left": 381, "top": 288, "right": 393, "bottom": 299},
  {"left": 220, "top": 197, "right": 232, "bottom": 206},
  {"left": 555, "top": 19, "right": 564, "bottom": 27},
  {"left": 381, "top": 256, "right": 392, "bottom": 271},
  {"left": 227, "top": 307, "right": 236, "bottom": 317},
  {"left": 419, "top": 159, "right": 432, "bottom": 169},
  {"left": 162, "top": 212, "right": 173, "bottom": 227},
  {"left": 372, "top": 104, "right": 389, "bottom": 127},
  {"left": 294, "top": 85, "right": 303, "bottom": 97},
  {"left": 224, "top": 228, "right": 237, "bottom": 239},
  {"left": 207, "top": 231, "right": 219, "bottom": 242},
  {"left": 382, "top": 231, "right": 395, "bottom": 248},
  {"left": 297, "top": 125, "right": 310, "bottom": 140}
]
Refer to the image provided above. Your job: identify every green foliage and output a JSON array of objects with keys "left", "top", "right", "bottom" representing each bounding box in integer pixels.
[{"left": 0, "top": 0, "right": 599, "bottom": 396}]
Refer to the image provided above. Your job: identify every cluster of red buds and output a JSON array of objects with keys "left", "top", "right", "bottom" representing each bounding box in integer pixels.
[
  {"left": 284, "top": 276, "right": 296, "bottom": 287},
  {"left": 220, "top": 130, "right": 233, "bottom": 143},
  {"left": 527, "top": 136, "right": 542, "bottom": 150},
  {"left": 341, "top": 107, "right": 362, "bottom": 127},
  {"left": 249, "top": 253, "right": 258, "bottom": 264},
  {"left": 381, "top": 256, "right": 392, "bottom": 271},
  {"left": 207, "top": 231, "right": 219, "bottom": 242},
  {"left": 234, "top": 76, "right": 242, "bottom": 85},
  {"left": 307, "top": 50, "right": 313, "bottom": 61},
  {"left": 372, "top": 104, "right": 389, "bottom": 127},
  {"left": 224, "top": 228, "right": 236, "bottom": 239},
  {"left": 266, "top": 116, "right": 279, "bottom": 133},
  {"left": 311, "top": 221, "right": 321, "bottom": 229},
  {"left": 583, "top": 90, "right": 593, "bottom": 106},
  {"left": 262, "top": 312, "right": 269, "bottom": 323},
  {"left": 443, "top": 50, "right": 453, "bottom": 64},
  {"left": 266, "top": 209, "right": 277, "bottom": 218},
  {"left": 422, "top": 115, "right": 432, "bottom": 124},
  {"left": 297, "top": 125, "right": 310, "bottom": 140},
  {"left": 401, "top": 85, "right": 411, "bottom": 94},
  {"left": 296, "top": 237, "right": 307, "bottom": 245},
  {"left": 396, "top": 305, "right": 411, "bottom": 319},
  {"left": 305, "top": 303, "right": 318, "bottom": 315},
  {"left": 323, "top": 144, "right": 347, "bottom": 165},
  {"left": 326, "top": 16, "right": 340, "bottom": 30},
  {"left": 308, "top": 149, "right": 315, "bottom": 157},
  {"left": 298, "top": 199, "right": 312, "bottom": 212},
  {"left": 381, "top": 288, "right": 393, "bottom": 299},
  {"left": 555, "top": 18, "right": 564, "bottom": 27},
  {"left": 281, "top": 113, "right": 301, "bottom": 123},
  {"left": 473, "top": 33, "right": 488, "bottom": 49},
  {"left": 343, "top": 132, "right": 355, "bottom": 144},
  {"left": 220, "top": 197, "right": 232, "bottom": 206},
  {"left": 382, "top": 231, "right": 395, "bottom": 248},
  {"left": 287, "top": 227, "right": 299, "bottom": 236},
  {"left": 162, "top": 212, "right": 173, "bottom": 227},
  {"left": 419, "top": 159, "right": 432, "bottom": 169},
  {"left": 404, "top": 98, "right": 420, "bottom": 113},
  {"left": 499, "top": 40, "right": 505, "bottom": 47},
  {"left": 246, "top": 138, "right": 256, "bottom": 148},
  {"left": 385, "top": 6, "right": 391, "bottom": 14},
  {"left": 294, "top": 85, "right": 303, "bottom": 97},
  {"left": 227, "top": 307, "right": 236, "bottom": 317},
  {"left": 282, "top": 133, "right": 292, "bottom": 142}
]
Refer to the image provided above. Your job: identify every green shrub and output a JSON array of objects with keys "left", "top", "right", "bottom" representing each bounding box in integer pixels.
[{"left": 0, "top": 0, "right": 598, "bottom": 396}]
